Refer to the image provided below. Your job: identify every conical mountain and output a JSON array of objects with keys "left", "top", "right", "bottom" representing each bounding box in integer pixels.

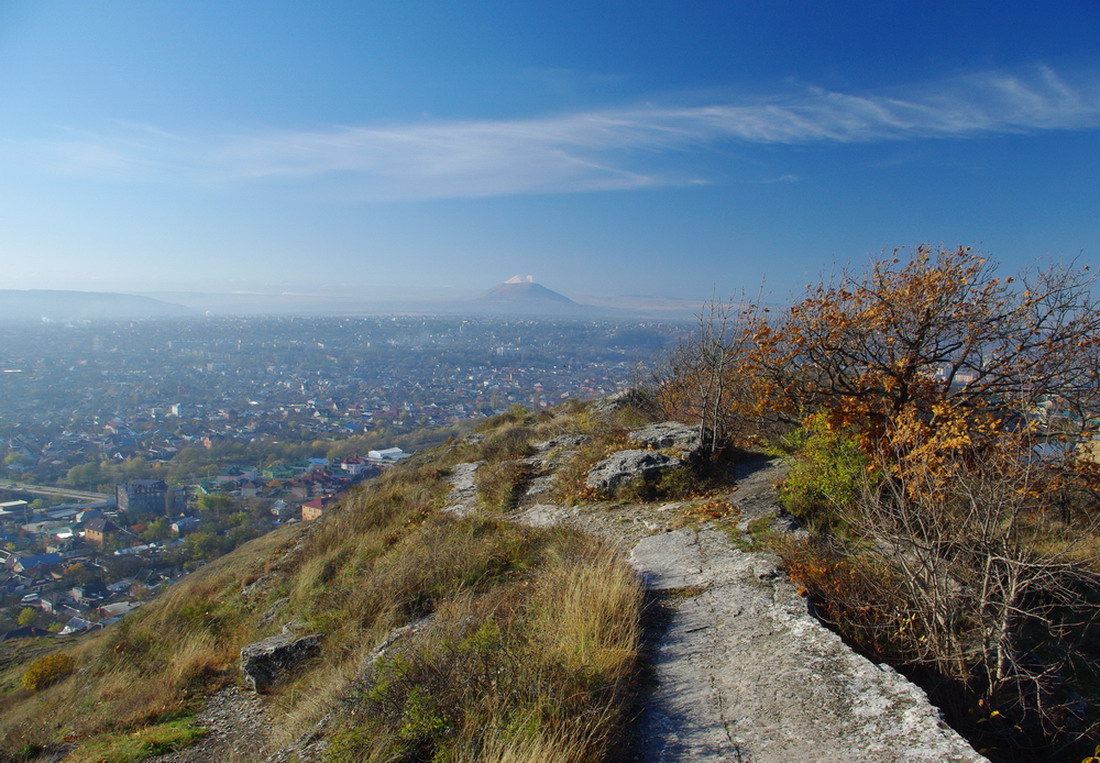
[{"left": 478, "top": 275, "right": 574, "bottom": 304}]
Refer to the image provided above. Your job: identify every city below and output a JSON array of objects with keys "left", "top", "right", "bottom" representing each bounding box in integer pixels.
[{"left": 0, "top": 315, "right": 682, "bottom": 638}]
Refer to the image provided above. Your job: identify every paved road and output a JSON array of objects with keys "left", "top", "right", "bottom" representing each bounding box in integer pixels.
[{"left": 1, "top": 481, "right": 112, "bottom": 504}]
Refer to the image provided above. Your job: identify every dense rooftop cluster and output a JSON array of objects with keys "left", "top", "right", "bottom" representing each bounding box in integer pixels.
[{"left": 0, "top": 316, "right": 678, "bottom": 484}]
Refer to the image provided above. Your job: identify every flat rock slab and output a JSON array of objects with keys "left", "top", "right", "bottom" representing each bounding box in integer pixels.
[
  {"left": 630, "top": 528, "right": 985, "bottom": 762},
  {"left": 442, "top": 461, "right": 482, "bottom": 516},
  {"left": 586, "top": 449, "right": 682, "bottom": 494},
  {"left": 514, "top": 503, "right": 572, "bottom": 528},
  {"left": 629, "top": 422, "right": 704, "bottom": 456}
]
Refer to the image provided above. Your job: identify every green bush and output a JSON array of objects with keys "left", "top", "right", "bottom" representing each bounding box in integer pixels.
[
  {"left": 21, "top": 653, "right": 74, "bottom": 691},
  {"left": 617, "top": 464, "right": 701, "bottom": 503},
  {"left": 778, "top": 413, "right": 870, "bottom": 530}
]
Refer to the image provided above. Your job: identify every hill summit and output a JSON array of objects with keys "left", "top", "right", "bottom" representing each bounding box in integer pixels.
[{"left": 478, "top": 275, "right": 574, "bottom": 304}]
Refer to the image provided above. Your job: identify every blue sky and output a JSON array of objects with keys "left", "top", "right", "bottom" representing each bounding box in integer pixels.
[{"left": 2, "top": 1, "right": 1099, "bottom": 304}]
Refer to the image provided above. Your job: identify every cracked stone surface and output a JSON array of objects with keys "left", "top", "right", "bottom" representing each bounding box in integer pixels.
[
  {"left": 630, "top": 527, "right": 985, "bottom": 762},
  {"left": 439, "top": 445, "right": 984, "bottom": 761}
]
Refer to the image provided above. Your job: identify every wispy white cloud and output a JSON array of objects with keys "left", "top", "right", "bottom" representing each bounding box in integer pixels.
[
  {"left": 10, "top": 65, "right": 1100, "bottom": 200},
  {"left": 762, "top": 174, "right": 802, "bottom": 184}
]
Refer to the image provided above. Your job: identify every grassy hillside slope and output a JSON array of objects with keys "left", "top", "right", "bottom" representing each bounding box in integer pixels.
[{"left": 0, "top": 403, "right": 647, "bottom": 763}]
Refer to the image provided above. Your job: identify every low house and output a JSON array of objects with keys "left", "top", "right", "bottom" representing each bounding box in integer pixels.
[
  {"left": 288, "top": 480, "right": 311, "bottom": 500},
  {"left": 262, "top": 464, "right": 302, "bottom": 480},
  {"left": 301, "top": 495, "right": 338, "bottom": 521},
  {"left": 0, "top": 501, "right": 29, "bottom": 520},
  {"left": 170, "top": 517, "right": 201, "bottom": 535},
  {"left": 107, "top": 578, "right": 138, "bottom": 596},
  {"left": 59, "top": 616, "right": 93, "bottom": 635},
  {"left": 367, "top": 447, "right": 409, "bottom": 464},
  {"left": 98, "top": 600, "right": 141, "bottom": 619},
  {"left": 270, "top": 499, "right": 297, "bottom": 522},
  {"left": 83, "top": 518, "right": 121, "bottom": 547},
  {"left": 12, "top": 553, "right": 63, "bottom": 574},
  {"left": 38, "top": 593, "right": 64, "bottom": 613},
  {"left": 70, "top": 581, "right": 108, "bottom": 604},
  {"left": 75, "top": 508, "right": 103, "bottom": 524},
  {"left": 338, "top": 457, "right": 376, "bottom": 477}
]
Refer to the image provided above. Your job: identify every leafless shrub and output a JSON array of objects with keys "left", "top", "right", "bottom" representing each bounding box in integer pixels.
[{"left": 849, "top": 439, "right": 1100, "bottom": 747}]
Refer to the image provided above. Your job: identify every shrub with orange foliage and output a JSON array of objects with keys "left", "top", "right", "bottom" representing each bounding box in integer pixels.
[
  {"left": 754, "top": 246, "right": 1100, "bottom": 458},
  {"left": 780, "top": 538, "right": 906, "bottom": 657}
]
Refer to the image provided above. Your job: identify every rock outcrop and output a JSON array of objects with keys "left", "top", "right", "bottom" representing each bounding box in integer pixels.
[
  {"left": 240, "top": 632, "right": 322, "bottom": 693},
  {"left": 586, "top": 449, "right": 683, "bottom": 494},
  {"left": 439, "top": 435, "right": 985, "bottom": 761},
  {"left": 630, "top": 527, "right": 984, "bottom": 761},
  {"left": 628, "top": 421, "right": 704, "bottom": 458},
  {"left": 441, "top": 460, "right": 482, "bottom": 516}
]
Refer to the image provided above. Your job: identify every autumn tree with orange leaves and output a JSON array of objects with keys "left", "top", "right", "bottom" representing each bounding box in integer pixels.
[{"left": 754, "top": 246, "right": 1100, "bottom": 455}]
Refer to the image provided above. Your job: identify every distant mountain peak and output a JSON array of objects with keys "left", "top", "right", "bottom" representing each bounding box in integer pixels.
[
  {"left": 0, "top": 289, "right": 194, "bottom": 322},
  {"left": 478, "top": 277, "right": 574, "bottom": 304}
]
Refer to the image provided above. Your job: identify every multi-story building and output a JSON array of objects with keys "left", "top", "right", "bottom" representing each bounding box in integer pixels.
[{"left": 115, "top": 480, "right": 185, "bottom": 516}]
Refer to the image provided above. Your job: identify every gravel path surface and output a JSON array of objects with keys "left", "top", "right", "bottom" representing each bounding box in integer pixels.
[{"left": 150, "top": 687, "right": 271, "bottom": 763}]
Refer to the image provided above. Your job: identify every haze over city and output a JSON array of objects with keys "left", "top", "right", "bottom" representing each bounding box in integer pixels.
[{"left": 2, "top": 1, "right": 1099, "bottom": 304}]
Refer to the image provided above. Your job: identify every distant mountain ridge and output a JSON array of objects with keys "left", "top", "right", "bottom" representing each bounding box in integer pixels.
[
  {"left": 0, "top": 290, "right": 194, "bottom": 321},
  {"left": 478, "top": 275, "right": 575, "bottom": 304}
]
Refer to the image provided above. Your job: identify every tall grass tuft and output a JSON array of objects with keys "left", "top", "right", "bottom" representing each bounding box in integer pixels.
[{"left": 326, "top": 534, "right": 642, "bottom": 762}]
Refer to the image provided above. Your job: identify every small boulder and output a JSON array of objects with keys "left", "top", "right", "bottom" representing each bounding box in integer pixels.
[
  {"left": 587, "top": 449, "right": 683, "bottom": 495},
  {"left": 590, "top": 390, "right": 635, "bottom": 417},
  {"left": 240, "top": 632, "right": 322, "bottom": 693}
]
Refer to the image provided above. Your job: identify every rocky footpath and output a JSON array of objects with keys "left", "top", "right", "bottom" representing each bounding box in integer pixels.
[
  {"left": 505, "top": 424, "right": 985, "bottom": 762},
  {"left": 631, "top": 527, "right": 981, "bottom": 761}
]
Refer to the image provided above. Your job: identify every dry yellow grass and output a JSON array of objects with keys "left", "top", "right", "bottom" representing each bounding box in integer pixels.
[{"left": 531, "top": 544, "right": 642, "bottom": 677}]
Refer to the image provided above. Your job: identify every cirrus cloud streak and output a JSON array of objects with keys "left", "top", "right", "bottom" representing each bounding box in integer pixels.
[{"left": 12, "top": 65, "right": 1100, "bottom": 200}]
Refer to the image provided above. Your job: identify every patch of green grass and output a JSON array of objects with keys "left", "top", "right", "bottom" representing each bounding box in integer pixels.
[
  {"left": 67, "top": 718, "right": 205, "bottom": 762},
  {"left": 720, "top": 514, "right": 779, "bottom": 552}
]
